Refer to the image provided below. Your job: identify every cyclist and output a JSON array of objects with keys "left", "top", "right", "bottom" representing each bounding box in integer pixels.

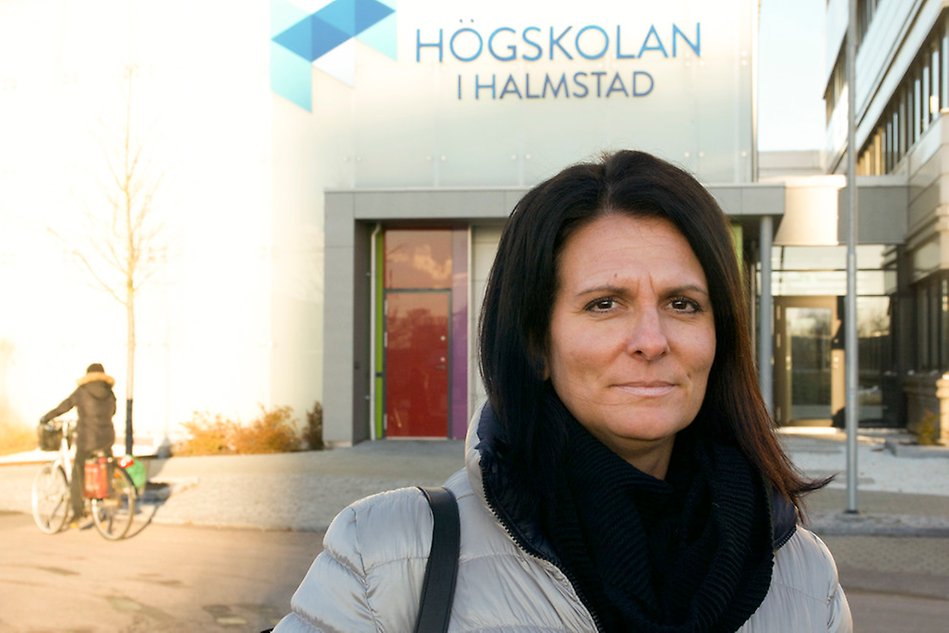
[{"left": 39, "top": 363, "right": 117, "bottom": 527}]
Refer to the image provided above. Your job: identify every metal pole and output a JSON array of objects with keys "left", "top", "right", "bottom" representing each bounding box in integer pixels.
[
  {"left": 759, "top": 216, "right": 773, "bottom": 415},
  {"left": 845, "top": 0, "right": 860, "bottom": 514}
]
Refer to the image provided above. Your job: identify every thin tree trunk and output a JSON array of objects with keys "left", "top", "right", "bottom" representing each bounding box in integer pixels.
[
  {"left": 125, "top": 289, "right": 135, "bottom": 455},
  {"left": 123, "top": 69, "right": 136, "bottom": 456}
]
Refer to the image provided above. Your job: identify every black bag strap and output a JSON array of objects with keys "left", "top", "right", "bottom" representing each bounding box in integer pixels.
[{"left": 414, "top": 486, "right": 460, "bottom": 633}]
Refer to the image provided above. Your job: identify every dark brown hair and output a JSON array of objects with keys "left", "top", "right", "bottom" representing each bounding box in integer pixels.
[{"left": 479, "top": 149, "right": 824, "bottom": 509}]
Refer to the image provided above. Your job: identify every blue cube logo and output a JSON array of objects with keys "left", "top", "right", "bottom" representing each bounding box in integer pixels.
[{"left": 271, "top": 0, "right": 397, "bottom": 111}]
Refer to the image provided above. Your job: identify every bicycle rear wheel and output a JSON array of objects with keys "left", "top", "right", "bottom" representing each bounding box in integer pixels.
[
  {"left": 31, "top": 464, "right": 69, "bottom": 534},
  {"left": 91, "top": 464, "right": 137, "bottom": 540}
]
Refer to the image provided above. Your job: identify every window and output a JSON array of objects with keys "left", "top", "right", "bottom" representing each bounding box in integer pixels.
[
  {"left": 916, "top": 282, "right": 930, "bottom": 370},
  {"left": 943, "top": 278, "right": 949, "bottom": 367},
  {"left": 824, "top": 47, "right": 846, "bottom": 125},
  {"left": 857, "top": 0, "right": 882, "bottom": 49},
  {"left": 899, "top": 88, "right": 908, "bottom": 156},
  {"left": 858, "top": 295, "right": 891, "bottom": 424},
  {"left": 942, "top": 20, "right": 949, "bottom": 110},
  {"left": 931, "top": 42, "right": 940, "bottom": 123},
  {"left": 885, "top": 109, "right": 896, "bottom": 171},
  {"left": 857, "top": 11, "right": 948, "bottom": 174},
  {"left": 913, "top": 272, "right": 949, "bottom": 372},
  {"left": 913, "top": 64, "right": 922, "bottom": 142}
]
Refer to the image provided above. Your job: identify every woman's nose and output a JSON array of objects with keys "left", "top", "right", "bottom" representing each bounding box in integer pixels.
[{"left": 624, "top": 307, "right": 670, "bottom": 360}]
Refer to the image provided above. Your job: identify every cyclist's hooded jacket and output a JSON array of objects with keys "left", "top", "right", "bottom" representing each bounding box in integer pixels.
[
  {"left": 41, "top": 368, "right": 117, "bottom": 453},
  {"left": 273, "top": 403, "right": 852, "bottom": 633}
]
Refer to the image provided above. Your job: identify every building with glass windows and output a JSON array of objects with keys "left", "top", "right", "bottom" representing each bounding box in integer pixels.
[
  {"left": 0, "top": 0, "right": 936, "bottom": 448},
  {"left": 313, "top": 0, "right": 907, "bottom": 445},
  {"left": 819, "top": 0, "right": 949, "bottom": 439}
]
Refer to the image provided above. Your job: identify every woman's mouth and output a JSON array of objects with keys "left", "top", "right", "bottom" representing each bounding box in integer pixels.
[{"left": 614, "top": 382, "right": 677, "bottom": 398}]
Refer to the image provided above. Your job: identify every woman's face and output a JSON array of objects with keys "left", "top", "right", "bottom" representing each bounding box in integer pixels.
[{"left": 546, "top": 213, "right": 716, "bottom": 477}]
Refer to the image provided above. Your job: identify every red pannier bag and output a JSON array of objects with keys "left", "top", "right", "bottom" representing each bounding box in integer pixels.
[{"left": 83, "top": 456, "right": 109, "bottom": 499}]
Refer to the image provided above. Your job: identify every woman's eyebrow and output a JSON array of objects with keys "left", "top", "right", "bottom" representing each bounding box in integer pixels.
[
  {"left": 666, "top": 284, "right": 710, "bottom": 297},
  {"left": 573, "top": 284, "right": 625, "bottom": 298},
  {"left": 574, "top": 283, "right": 709, "bottom": 297}
]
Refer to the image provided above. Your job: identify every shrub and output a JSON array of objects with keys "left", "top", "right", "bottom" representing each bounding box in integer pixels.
[
  {"left": 303, "top": 401, "right": 324, "bottom": 450},
  {"left": 174, "top": 405, "right": 301, "bottom": 456},
  {"left": 232, "top": 405, "right": 300, "bottom": 454},
  {"left": 0, "top": 419, "right": 36, "bottom": 456},
  {"left": 174, "top": 412, "right": 235, "bottom": 456}
]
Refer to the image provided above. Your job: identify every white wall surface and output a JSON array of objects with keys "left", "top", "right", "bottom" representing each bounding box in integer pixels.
[
  {"left": 1, "top": 0, "right": 763, "bottom": 444},
  {"left": 280, "top": 0, "right": 756, "bottom": 186},
  {"left": 0, "top": 0, "right": 274, "bottom": 442}
]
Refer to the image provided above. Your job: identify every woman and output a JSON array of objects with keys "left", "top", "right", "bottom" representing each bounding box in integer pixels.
[
  {"left": 274, "top": 150, "right": 852, "bottom": 632},
  {"left": 39, "top": 362, "right": 117, "bottom": 526}
]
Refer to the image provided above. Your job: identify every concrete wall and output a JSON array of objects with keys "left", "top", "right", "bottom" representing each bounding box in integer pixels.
[
  {"left": 352, "top": 222, "right": 374, "bottom": 444},
  {"left": 322, "top": 195, "right": 357, "bottom": 445},
  {"left": 835, "top": 176, "right": 909, "bottom": 244}
]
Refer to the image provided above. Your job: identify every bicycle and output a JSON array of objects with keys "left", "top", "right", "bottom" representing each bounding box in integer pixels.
[{"left": 32, "top": 418, "right": 139, "bottom": 540}]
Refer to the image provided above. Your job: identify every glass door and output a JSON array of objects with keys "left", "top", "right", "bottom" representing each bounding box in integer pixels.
[
  {"left": 774, "top": 297, "right": 844, "bottom": 426},
  {"left": 381, "top": 229, "right": 454, "bottom": 438}
]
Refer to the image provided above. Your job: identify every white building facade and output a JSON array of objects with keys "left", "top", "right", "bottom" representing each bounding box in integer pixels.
[{"left": 0, "top": 0, "right": 906, "bottom": 448}]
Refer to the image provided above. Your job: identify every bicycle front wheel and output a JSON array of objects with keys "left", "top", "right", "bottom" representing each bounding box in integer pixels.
[
  {"left": 31, "top": 463, "right": 69, "bottom": 534},
  {"left": 91, "top": 464, "right": 138, "bottom": 540}
]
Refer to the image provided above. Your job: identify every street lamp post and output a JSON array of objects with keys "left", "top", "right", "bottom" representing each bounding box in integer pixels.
[{"left": 845, "top": 0, "right": 860, "bottom": 514}]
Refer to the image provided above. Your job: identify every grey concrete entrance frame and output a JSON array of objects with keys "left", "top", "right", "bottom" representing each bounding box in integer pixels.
[{"left": 321, "top": 180, "right": 893, "bottom": 445}]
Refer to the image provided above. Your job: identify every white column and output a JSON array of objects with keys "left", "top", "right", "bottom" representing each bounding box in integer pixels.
[{"left": 758, "top": 216, "right": 773, "bottom": 416}]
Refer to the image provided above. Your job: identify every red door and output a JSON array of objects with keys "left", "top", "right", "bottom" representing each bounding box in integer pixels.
[{"left": 385, "top": 292, "right": 450, "bottom": 437}]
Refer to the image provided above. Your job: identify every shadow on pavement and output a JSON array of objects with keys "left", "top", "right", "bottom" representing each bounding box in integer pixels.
[{"left": 124, "top": 481, "right": 169, "bottom": 539}]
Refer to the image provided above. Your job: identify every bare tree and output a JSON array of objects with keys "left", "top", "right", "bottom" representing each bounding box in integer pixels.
[{"left": 50, "top": 66, "right": 164, "bottom": 455}]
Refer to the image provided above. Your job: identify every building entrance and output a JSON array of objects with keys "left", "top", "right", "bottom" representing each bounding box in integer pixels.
[
  {"left": 774, "top": 296, "right": 845, "bottom": 426},
  {"left": 384, "top": 291, "right": 450, "bottom": 437},
  {"left": 377, "top": 227, "right": 467, "bottom": 439}
]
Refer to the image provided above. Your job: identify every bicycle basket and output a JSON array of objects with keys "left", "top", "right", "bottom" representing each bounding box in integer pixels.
[{"left": 37, "top": 423, "right": 62, "bottom": 451}]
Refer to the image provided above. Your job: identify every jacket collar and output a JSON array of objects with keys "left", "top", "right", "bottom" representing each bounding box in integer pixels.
[
  {"left": 78, "top": 371, "right": 115, "bottom": 387},
  {"left": 465, "top": 402, "right": 797, "bottom": 553}
]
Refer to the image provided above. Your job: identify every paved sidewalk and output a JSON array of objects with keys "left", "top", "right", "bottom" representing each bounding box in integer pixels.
[
  {"left": 777, "top": 429, "right": 949, "bottom": 537},
  {"left": 777, "top": 428, "right": 949, "bottom": 603},
  {"left": 1, "top": 427, "right": 946, "bottom": 534},
  {"left": 0, "top": 439, "right": 465, "bottom": 531},
  {"left": 3, "top": 428, "right": 949, "bottom": 606}
]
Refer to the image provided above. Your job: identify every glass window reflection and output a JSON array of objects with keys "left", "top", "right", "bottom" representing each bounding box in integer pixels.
[{"left": 385, "top": 230, "right": 453, "bottom": 289}]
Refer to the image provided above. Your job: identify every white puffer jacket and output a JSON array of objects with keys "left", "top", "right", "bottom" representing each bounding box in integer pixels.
[{"left": 275, "top": 406, "right": 852, "bottom": 632}]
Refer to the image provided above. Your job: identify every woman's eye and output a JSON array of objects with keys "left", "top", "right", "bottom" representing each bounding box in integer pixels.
[
  {"left": 588, "top": 298, "right": 616, "bottom": 312},
  {"left": 670, "top": 297, "right": 700, "bottom": 313}
]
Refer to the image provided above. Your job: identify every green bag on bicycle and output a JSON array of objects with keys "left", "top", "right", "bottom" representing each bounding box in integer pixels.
[{"left": 117, "top": 455, "right": 148, "bottom": 491}]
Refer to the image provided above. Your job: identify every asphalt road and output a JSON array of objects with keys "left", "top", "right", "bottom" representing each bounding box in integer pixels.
[
  {"left": 2, "top": 433, "right": 949, "bottom": 631},
  {"left": 3, "top": 510, "right": 949, "bottom": 632},
  {"left": 0, "top": 511, "right": 322, "bottom": 632}
]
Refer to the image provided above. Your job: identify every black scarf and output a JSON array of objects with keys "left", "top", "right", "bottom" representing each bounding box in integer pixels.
[{"left": 538, "top": 396, "right": 774, "bottom": 633}]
